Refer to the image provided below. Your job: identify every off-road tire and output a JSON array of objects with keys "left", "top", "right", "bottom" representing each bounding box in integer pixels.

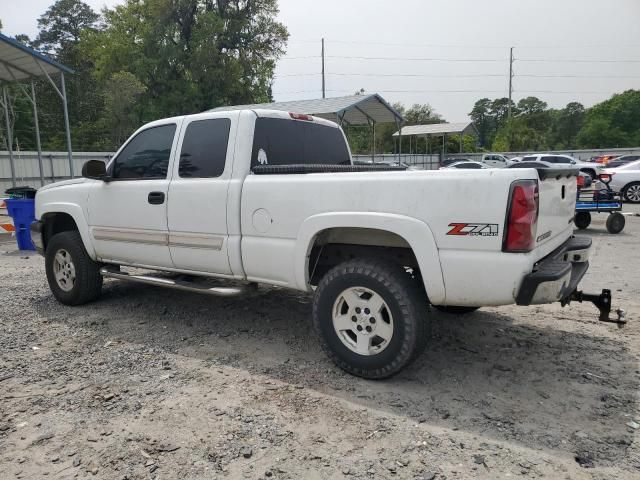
[
  {"left": 312, "top": 258, "right": 429, "bottom": 379},
  {"left": 433, "top": 305, "right": 480, "bottom": 314},
  {"left": 45, "top": 231, "right": 103, "bottom": 305}
]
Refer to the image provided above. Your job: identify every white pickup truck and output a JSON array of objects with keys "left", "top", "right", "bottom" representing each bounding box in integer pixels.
[{"left": 30, "top": 109, "right": 623, "bottom": 378}]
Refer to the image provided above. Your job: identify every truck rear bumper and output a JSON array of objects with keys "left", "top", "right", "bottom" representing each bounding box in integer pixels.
[{"left": 516, "top": 235, "right": 592, "bottom": 305}]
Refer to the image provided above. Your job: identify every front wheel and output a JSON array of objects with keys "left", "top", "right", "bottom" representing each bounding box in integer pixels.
[
  {"left": 606, "top": 212, "right": 625, "bottom": 234},
  {"left": 312, "top": 259, "right": 428, "bottom": 379},
  {"left": 45, "top": 231, "right": 103, "bottom": 305},
  {"left": 622, "top": 182, "right": 640, "bottom": 203}
]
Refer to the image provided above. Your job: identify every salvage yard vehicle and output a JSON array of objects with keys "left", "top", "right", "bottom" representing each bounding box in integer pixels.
[
  {"left": 30, "top": 109, "right": 626, "bottom": 379},
  {"left": 522, "top": 154, "right": 602, "bottom": 179},
  {"left": 606, "top": 160, "right": 640, "bottom": 203}
]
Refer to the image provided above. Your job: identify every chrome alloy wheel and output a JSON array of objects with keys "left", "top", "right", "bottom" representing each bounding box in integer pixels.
[
  {"left": 332, "top": 286, "right": 394, "bottom": 355},
  {"left": 625, "top": 184, "right": 640, "bottom": 202},
  {"left": 53, "top": 249, "right": 76, "bottom": 292}
]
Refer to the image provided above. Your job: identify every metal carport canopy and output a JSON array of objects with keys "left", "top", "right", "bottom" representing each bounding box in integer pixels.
[
  {"left": 392, "top": 122, "right": 477, "bottom": 137},
  {"left": 0, "top": 33, "right": 75, "bottom": 187},
  {"left": 210, "top": 94, "right": 404, "bottom": 125},
  {"left": 0, "top": 33, "right": 73, "bottom": 81}
]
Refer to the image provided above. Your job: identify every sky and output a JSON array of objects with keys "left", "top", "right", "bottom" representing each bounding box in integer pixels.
[{"left": 2, "top": 0, "right": 639, "bottom": 121}]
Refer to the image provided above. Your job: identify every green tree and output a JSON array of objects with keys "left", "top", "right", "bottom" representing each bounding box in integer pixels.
[
  {"left": 98, "top": 71, "right": 147, "bottom": 147},
  {"left": 87, "top": 0, "right": 288, "bottom": 120},
  {"left": 30, "top": 0, "right": 103, "bottom": 150},
  {"left": 469, "top": 98, "right": 494, "bottom": 148},
  {"left": 549, "top": 102, "right": 585, "bottom": 148},
  {"left": 35, "top": 0, "right": 100, "bottom": 54},
  {"left": 577, "top": 90, "right": 640, "bottom": 148}
]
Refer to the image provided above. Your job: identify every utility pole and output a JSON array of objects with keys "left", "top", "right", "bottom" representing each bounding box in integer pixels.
[
  {"left": 321, "top": 38, "right": 326, "bottom": 98},
  {"left": 507, "top": 47, "right": 514, "bottom": 121}
]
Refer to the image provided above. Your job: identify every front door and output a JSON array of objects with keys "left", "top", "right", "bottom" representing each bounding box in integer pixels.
[
  {"left": 87, "top": 122, "right": 180, "bottom": 268},
  {"left": 166, "top": 113, "right": 236, "bottom": 275}
]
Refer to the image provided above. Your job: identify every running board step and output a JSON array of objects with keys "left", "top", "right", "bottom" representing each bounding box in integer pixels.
[{"left": 100, "top": 267, "right": 248, "bottom": 297}]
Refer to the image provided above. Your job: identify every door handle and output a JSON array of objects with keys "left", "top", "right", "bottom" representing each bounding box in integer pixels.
[{"left": 148, "top": 191, "right": 165, "bottom": 205}]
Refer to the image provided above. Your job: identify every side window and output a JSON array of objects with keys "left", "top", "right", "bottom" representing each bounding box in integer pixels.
[
  {"left": 179, "top": 118, "right": 231, "bottom": 178},
  {"left": 251, "top": 117, "right": 350, "bottom": 167},
  {"left": 112, "top": 124, "right": 177, "bottom": 179},
  {"left": 542, "top": 155, "right": 559, "bottom": 163}
]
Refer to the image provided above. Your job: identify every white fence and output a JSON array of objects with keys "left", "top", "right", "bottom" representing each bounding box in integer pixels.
[{"left": 2, "top": 146, "right": 640, "bottom": 192}]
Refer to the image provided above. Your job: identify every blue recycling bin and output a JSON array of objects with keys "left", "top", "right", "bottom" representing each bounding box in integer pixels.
[{"left": 5, "top": 198, "right": 36, "bottom": 250}]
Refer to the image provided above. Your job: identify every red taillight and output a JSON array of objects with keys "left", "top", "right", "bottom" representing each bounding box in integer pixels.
[
  {"left": 577, "top": 175, "right": 585, "bottom": 188},
  {"left": 503, "top": 180, "right": 539, "bottom": 252},
  {"left": 289, "top": 112, "right": 313, "bottom": 121}
]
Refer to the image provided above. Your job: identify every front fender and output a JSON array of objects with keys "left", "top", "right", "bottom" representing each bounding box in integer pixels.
[
  {"left": 294, "top": 212, "right": 446, "bottom": 304},
  {"left": 38, "top": 202, "right": 96, "bottom": 260}
]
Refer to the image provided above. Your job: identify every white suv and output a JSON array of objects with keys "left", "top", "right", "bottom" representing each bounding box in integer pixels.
[{"left": 521, "top": 154, "right": 602, "bottom": 179}]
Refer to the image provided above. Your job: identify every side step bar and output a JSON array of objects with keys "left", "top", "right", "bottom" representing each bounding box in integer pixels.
[{"left": 100, "top": 267, "right": 249, "bottom": 297}]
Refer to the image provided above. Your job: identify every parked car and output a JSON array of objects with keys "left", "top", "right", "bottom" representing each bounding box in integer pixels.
[
  {"left": 480, "top": 153, "right": 511, "bottom": 168},
  {"left": 605, "top": 159, "right": 640, "bottom": 203},
  {"left": 590, "top": 154, "right": 619, "bottom": 166},
  {"left": 441, "top": 157, "right": 472, "bottom": 168},
  {"left": 605, "top": 154, "right": 640, "bottom": 169},
  {"left": 440, "top": 161, "right": 489, "bottom": 170},
  {"left": 31, "top": 109, "right": 616, "bottom": 378},
  {"left": 509, "top": 161, "right": 592, "bottom": 188},
  {"left": 521, "top": 154, "right": 602, "bottom": 179}
]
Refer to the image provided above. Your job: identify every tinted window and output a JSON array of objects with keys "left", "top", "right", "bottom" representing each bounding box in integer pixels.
[
  {"left": 113, "top": 124, "right": 176, "bottom": 179},
  {"left": 523, "top": 156, "right": 537, "bottom": 161},
  {"left": 542, "top": 155, "right": 568, "bottom": 164},
  {"left": 251, "top": 118, "right": 350, "bottom": 167},
  {"left": 179, "top": 119, "right": 231, "bottom": 178}
]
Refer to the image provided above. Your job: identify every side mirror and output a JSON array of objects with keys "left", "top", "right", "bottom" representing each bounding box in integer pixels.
[
  {"left": 82, "top": 160, "right": 109, "bottom": 181},
  {"left": 570, "top": 160, "right": 576, "bottom": 164}
]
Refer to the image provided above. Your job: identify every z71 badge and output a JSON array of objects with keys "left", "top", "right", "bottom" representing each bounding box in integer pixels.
[{"left": 447, "top": 223, "right": 499, "bottom": 237}]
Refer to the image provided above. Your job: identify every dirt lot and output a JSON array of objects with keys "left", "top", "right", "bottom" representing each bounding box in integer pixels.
[{"left": 1, "top": 207, "right": 639, "bottom": 480}]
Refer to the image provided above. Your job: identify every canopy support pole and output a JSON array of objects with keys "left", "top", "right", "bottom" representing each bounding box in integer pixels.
[
  {"left": 35, "top": 60, "right": 74, "bottom": 178},
  {"left": 1, "top": 85, "right": 16, "bottom": 188},
  {"left": 31, "top": 81, "right": 44, "bottom": 186},
  {"left": 60, "top": 73, "right": 73, "bottom": 178}
]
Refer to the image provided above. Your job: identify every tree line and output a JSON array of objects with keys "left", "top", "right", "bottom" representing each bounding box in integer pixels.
[
  {"left": 0, "top": 1, "right": 638, "bottom": 154},
  {"left": 1, "top": 0, "right": 288, "bottom": 152}
]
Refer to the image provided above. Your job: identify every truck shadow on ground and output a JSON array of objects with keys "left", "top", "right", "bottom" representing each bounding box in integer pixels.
[{"left": 63, "top": 279, "right": 639, "bottom": 468}]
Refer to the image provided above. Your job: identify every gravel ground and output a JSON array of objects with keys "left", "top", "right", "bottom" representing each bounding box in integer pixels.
[{"left": 1, "top": 206, "right": 639, "bottom": 480}]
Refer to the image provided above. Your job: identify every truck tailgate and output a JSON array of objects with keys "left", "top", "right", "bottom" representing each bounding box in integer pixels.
[{"left": 533, "top": 168, "right": 578, "bottom": 253}]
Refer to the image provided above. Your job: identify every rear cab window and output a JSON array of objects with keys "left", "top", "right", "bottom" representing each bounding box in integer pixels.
[
  {"left": 251, "top": 117, "right": 350, "bottom": 168},
  {"left": 178, "top": 118, "right": 231, "bottom": 178}
]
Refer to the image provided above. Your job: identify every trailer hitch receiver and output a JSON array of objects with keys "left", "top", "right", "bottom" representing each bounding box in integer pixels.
[{"left": 562, "top": 289, "right": 626, "bottom": 327}]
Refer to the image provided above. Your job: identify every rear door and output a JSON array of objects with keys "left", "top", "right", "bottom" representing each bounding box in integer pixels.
[{"left": 166, "top": 112, "right": 237, "bottom": 275}]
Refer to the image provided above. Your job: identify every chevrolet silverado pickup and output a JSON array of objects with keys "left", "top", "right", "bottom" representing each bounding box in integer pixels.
[{"left": 30, "top": 109, "right": 623, "bottom": 378}]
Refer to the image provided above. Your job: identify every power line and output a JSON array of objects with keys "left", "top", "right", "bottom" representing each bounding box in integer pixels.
[
  {"left": 327, "top": 55, "right": 505, "bottom": 62},
  {"left": 519, "top": 58, "right": 640, "bottom": 64}
]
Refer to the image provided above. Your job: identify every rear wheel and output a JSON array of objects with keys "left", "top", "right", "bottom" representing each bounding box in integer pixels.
[
  {"left": 574, "top": 211, "right": 591, "bottom": 229},
  {"left": 433, "top": 305, "right": 479, "bottom": 314},
  {"left": 312, "top": 258, "right": 428, "bottom": 379},
  {"left": 45, "top": 231, "right": 103, "bottom": 305},
  {"left": 606, "top": 212, "right": 625, "bottom": 234},
  {"left": 622, "top": 182, "right": 640, "bottom": 203}
]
